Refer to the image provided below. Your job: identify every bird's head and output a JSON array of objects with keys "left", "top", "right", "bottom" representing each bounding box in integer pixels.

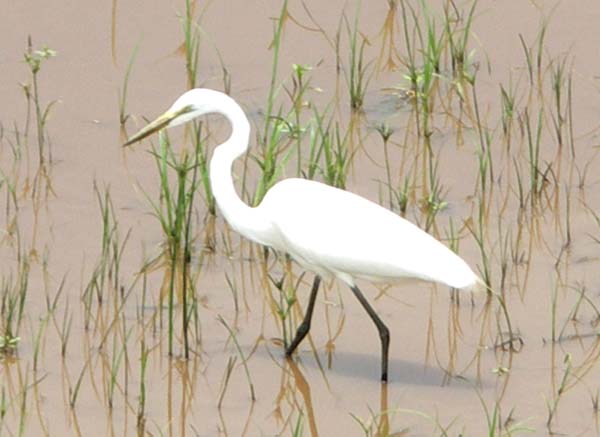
[{"left": 124, "top": 88, "right": 222, "bottom": 146}]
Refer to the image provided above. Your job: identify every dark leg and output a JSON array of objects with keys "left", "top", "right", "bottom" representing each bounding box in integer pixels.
[
  {"left": 350, "top": 285, "right": 390, "bottom": 382},
  {"left": 286, "top": 275, "right": 322, "bottom": 356}
]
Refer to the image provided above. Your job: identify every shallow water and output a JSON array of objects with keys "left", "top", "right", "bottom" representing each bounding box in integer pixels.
[{"left": 2, "top": 1, "right": 600, "bottom": 435}]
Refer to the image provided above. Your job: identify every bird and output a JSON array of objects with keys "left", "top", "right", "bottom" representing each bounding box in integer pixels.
[{"left": 125, "top": 88, "right": 482, "bottom": 382}]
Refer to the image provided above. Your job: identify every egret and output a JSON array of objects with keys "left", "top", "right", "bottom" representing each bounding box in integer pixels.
[{"left": 125, "top": 88, "right": 482, "bottom": 382}]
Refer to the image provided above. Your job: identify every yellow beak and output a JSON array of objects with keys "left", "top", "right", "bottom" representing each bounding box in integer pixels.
[{"left": 123, "top": 111, "right": 178, "bottom": 146}]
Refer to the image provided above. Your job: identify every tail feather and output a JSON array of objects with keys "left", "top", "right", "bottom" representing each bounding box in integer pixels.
[{"left": 458, "top": 276, "right": 487, "bottom": 293}]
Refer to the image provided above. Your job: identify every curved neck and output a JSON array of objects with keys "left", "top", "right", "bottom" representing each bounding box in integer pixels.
[{"left": 209, "top": 98, "right": 271, "bottom": 245}]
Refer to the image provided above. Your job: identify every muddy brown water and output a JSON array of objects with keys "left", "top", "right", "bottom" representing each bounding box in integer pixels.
[{"left": 2, "top": 0, "right": 600, "bottom": 435}]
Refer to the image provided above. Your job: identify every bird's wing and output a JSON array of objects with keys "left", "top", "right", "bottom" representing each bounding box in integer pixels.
[{"left": 259, "top": 178, "right": 477, "bottom": 289}]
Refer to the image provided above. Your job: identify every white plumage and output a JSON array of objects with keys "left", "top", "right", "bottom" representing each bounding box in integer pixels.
[
  {"left": 125, "top": 88, "right": 482, "bottom": 381},
  {"left": 258, "top": 178, "right": 477, "bottom": 289}
]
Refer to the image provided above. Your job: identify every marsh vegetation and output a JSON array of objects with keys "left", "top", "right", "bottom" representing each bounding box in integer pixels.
[{"left": 1, "top": 0, "right": 600, "bottom": 435}]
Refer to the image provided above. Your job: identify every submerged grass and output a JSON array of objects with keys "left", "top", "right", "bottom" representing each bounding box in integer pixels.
[
  {"left": 82, "top": 183, "right": 130, "bottom": 331},
  {"left": 217, "top": 315, "right": 256, "bottom": 402},
  {"left": 23, "top": 37, "right": 57, "bottom": 166},
  {"left": 143, "top": 131, "right": 203, "bottom": 358},
  {"left": 252, "top": 0, "right": 291, "bottom": 206},
  {"left": 0, "top": 257, "right": 29, "bottom": 356},
  {"left": 182, "top": 0, "right": 202, "bottom": 89},
  {"left": 118, "top": 44, "right": 139, "bottom": 127},
  {"left": 343, "top": 0, "right": 372, "bottom": 111},
  {"left": 3, "top": 0, "right": 600, "bottom": 435}
]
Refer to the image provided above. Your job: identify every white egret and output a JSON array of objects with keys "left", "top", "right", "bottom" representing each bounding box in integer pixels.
[{"left": 125, "top": 88, "right": 482, "bottom": 382}]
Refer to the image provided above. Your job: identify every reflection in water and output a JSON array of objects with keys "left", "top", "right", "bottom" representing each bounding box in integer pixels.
[
  {"left": 376, "top": 1, "right": 401, "bottom": 72},
  {"left": 4, "top": 0, "right": 600, "bottom": 435},
  {"left": 378, "top": 382, "right": 389, "bottom": 436},
  {"left": 287, "top": 358, "right": 319, "bottom": 437}
]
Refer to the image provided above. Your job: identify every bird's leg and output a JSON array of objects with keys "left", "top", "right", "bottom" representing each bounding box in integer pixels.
[
  {"left": 286, "top": 275, "right": 321, "bottom": 356},
  {"left": 350, "top": 285, "right": 390, "bottom": 382}
]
